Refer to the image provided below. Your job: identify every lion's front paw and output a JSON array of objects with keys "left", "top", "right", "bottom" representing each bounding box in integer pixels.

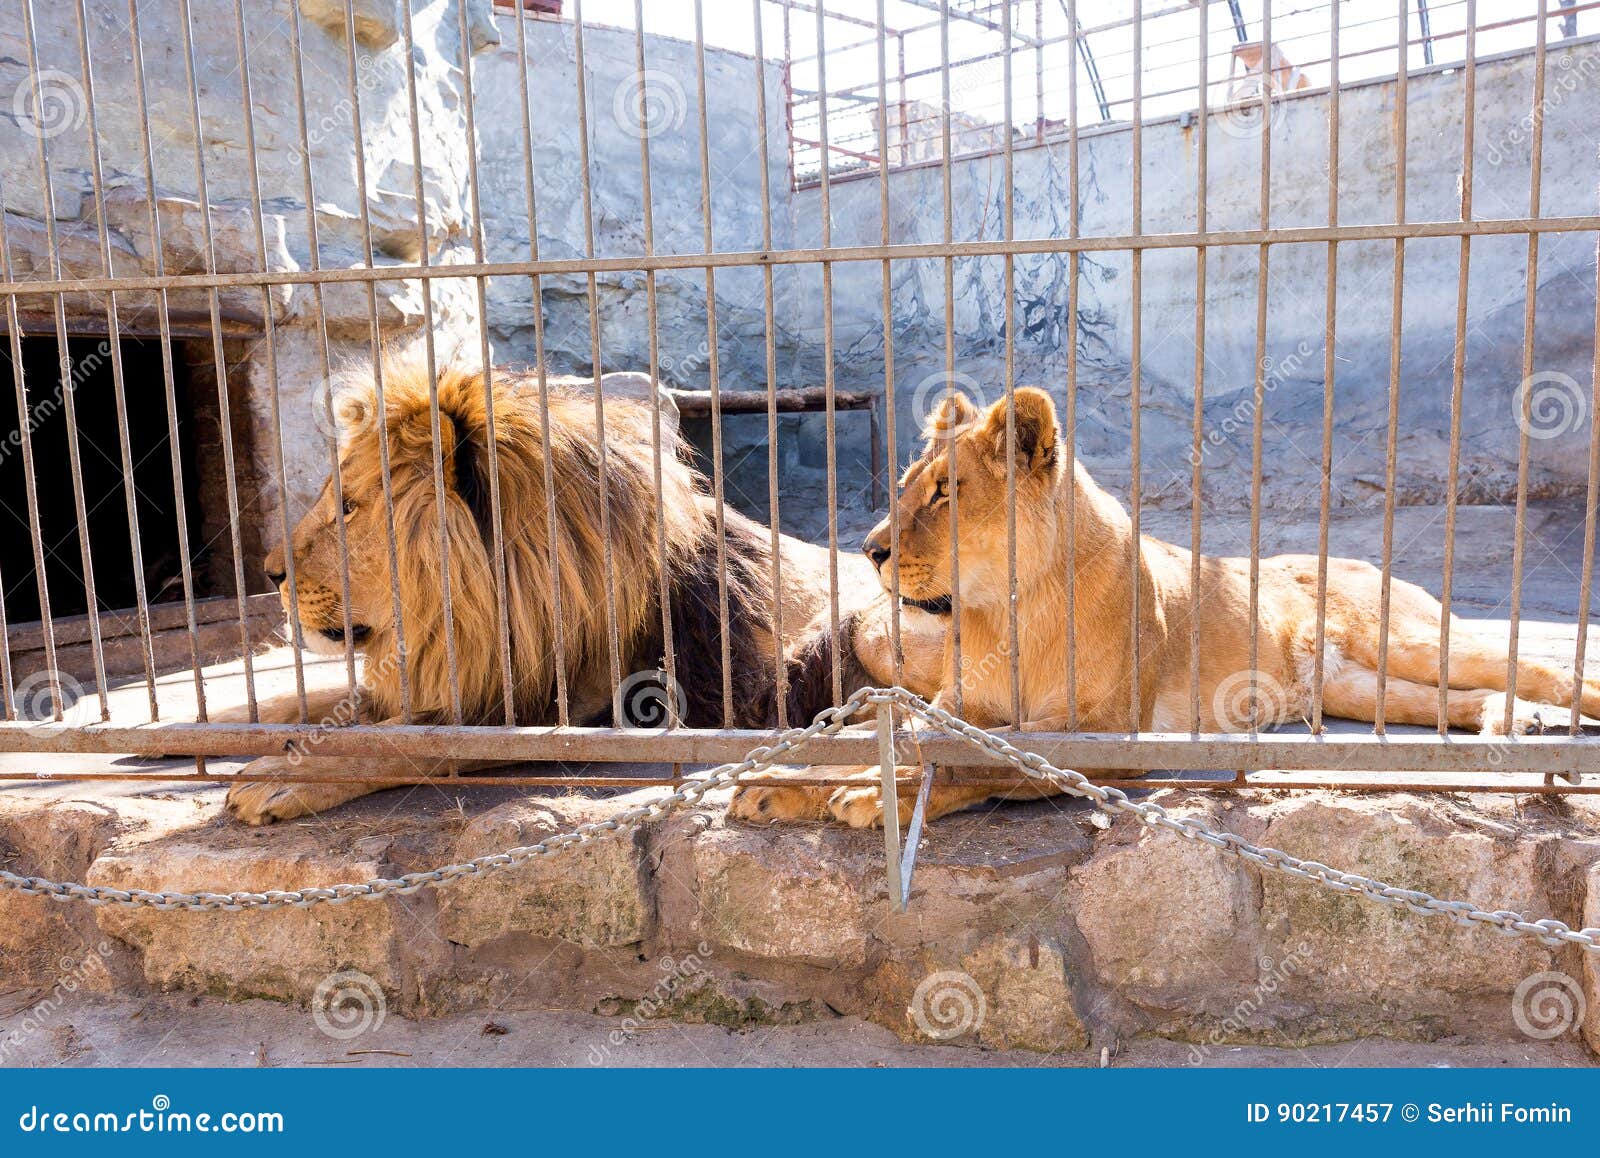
[
  {"left": 826, "top": 784, "right": 917, "bottom": 830},
  {"left": 726, "top": 782, "right": 834, "bottom": 825},
  {"left": 1479, "top": 694, "right": 1551, "bottom": 737},
  {"left": 224, "top": 758, "right": 375, "bottom": 825}
]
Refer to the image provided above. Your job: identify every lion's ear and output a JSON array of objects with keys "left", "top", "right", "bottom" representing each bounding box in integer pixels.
[
  {"left": 924, "top": 389, "right": 978, "bottom": 442},
  {"left": 982, "top": 388, "right": 1059, "bottom": 473}
]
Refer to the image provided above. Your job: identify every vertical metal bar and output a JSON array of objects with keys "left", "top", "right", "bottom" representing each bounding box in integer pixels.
[
  {"left": 1189, "top": 0, "right": 1208, "bottom": 733},
  {"left": 1247, "top": 0, "right": 1273, "bottom": 734},
  {"left": 453, "top": 0, "right": 517, "bottom": 727},
  {"left": 691, "top": 0, "right": 734, "bottom": 727},
  {"left": 877, "top": 701, "right": 904, "bottom": 908},
  {"left": 1312, "top": 0, "right": 1342, "bottom": 734},
  {"left": 1374, "top": 0, "right": 1411, "bottom": 733},
  {"left": 286, "top": 0, "right": 359, "bottom": 703},
  {"left": 1438, "top": 1, "right": 1476, "bottom": 735},
  {"left": 71, "top": 0, "right": 158, "bottom": 720},
  {"left": 397, "top": 0, "right": 464, "bottom": 725},
  {"left": 231, "top": 0, "right": 309, "bottom": 722},
  {"left": 753, "top": 0, "right": 788, "bottom": 727},
  {"left": 19, "top": 0, "right": 109, "bottom": 720},
  {"left": 125, "top": 0, "right": 207, "bottom": 733},
  {"left": 1064, "top": 0, "right": 1080, "bottom": 730},
  {"left": 1506, "top": 0, "right": 1549, "bottom": 731},
  {"left": 1003, "top": 0, "right": 1021, "bottom": 729},
  {"left": 511, "top": 0, "right": 571, "bottom": 726},
  {"left": 173, "top": 0, "right": 257, "bottom": 720},
  {"left": 337, "top": 0, "right": 413, "bottom": 722},
  {"left": 897, "top": 33, "right": 909, "bottom": 169},
  {"left": 631, "top": 0, "right": 681, "bottom": 727},
  {"left": 876, "top": 0, "right": 904, "bottom": 689},
  {"left": 1034, "top": 0, "right": 1045, "bottom": 144},
  {"left": 813, "top": 0, "right": 843, "bottom": 706},
  {"left": 940, "top": 0, "right": 963, "bottom": 717},
  {"left": 571, "top": 0, "right": 627, "bottom": 721},
  {"left": 1572, "top": 237, "right": 1600, "bottom": 738},
  {"left": 1129, "top": 0, "right": 1143, "bottom": 733},
  {"left": 0, "top": 204, "right": 56, "bottom": 721}
]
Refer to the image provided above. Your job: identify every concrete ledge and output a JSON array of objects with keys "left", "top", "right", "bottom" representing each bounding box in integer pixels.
[{"left": 3, "top": 776, "right": 1599, "bottom": 1058}]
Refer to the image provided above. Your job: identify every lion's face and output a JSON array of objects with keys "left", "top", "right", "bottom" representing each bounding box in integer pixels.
[
  {"left": 862, "top": 388, "right": 1063, "bottom": 614},
  {"left": 264, "top": 466, "right": 390, "bottom": 655}
]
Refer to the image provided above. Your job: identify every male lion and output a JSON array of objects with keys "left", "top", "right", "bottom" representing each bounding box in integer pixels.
[
  {"left": 728, "top": 386, "right": 1600, "bottom": 828},
  {"left": 224, "top": 350, "right": 940, "bottom": 824}
]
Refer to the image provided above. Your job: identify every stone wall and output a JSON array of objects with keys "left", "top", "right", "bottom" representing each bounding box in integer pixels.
[{"left": 803, "top": 38, "right": 1600, "bottom": 514}]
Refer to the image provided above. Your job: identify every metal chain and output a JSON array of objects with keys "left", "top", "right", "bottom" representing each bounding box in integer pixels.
[{"left": 4, "top": 685, "right": 1599, "bottom": 957}]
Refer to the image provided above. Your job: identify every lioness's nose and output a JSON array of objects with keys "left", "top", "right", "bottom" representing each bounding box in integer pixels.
[
  {"left": 863, "top": 533, "right": 890, "bottom": 569},
  {"left": 264, "top": 567, "right": 286, "bottom": 587}
]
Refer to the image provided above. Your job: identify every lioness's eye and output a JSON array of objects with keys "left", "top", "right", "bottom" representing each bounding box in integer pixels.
[
  {"left": 933, "top": 478, "right": 950, "bottom": 501},
  {"left": 342, "top": 497, "right": 358, "bottom": 518}
]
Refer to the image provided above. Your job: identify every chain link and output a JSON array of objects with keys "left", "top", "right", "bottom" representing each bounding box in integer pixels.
[{"left": 4, "top": 686, "right": 1599, "bottom": 955}]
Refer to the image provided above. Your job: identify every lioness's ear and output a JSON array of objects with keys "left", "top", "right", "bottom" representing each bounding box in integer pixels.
[
  {"left": 924, "top": 390, "right": 978, "bottom": 441},
  {"left": 982, "top": 388, "right": 1059, "bottom": 473}
]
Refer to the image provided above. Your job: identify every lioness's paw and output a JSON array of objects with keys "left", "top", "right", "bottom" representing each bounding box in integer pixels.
[
  {"left": 224, "top": 758, "right": 374, "bottom": 825},
  {"left": 1479, "top": 694, "right": 1551, "bottom": 737},
  {"left": 726, "top": 783, "right": 833, "bottom": 825}
]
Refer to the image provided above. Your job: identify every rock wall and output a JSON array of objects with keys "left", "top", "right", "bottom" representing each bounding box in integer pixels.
[{"left": 805, "top": 39, "right": 1600, "bottom": 513}]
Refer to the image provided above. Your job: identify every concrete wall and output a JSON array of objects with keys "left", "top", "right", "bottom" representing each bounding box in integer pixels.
[
  {"left": 801, "top": 39, "right": 1600, "bottom": 514},
  {"left": 0, "top": 1, "right": 795, "bottom": 544}
]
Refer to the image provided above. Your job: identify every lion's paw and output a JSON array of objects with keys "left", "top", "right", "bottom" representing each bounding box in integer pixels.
[
  {"left": 1479, "top": 694, "right": 1551, "bottom": 737},
  {"left": 726, "top": 783, "right": 834, "bottom": 825},
  {"left": 224, "top": 758, "right": 374, "bottom": 825},
  {"left": 826, "top": 784, "right": 918, "bottom": 830}
]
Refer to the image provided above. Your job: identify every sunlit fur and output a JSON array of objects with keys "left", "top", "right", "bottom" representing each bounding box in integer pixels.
[{"left": 732, "top": 386, "right": 1600, "bottom": 829}]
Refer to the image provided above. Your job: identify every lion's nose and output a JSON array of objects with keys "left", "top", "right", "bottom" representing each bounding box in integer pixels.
[
  {"left": 264, "top": 567, "right": 287, "bottom": 587},
  {"left": 864, "top": 537, "right": 890, "bottom": 569}
]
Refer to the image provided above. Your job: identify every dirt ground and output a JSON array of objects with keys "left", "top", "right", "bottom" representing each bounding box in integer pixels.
[{"left": 1, "top": 991, "right": 1592, "bottom": 1069}]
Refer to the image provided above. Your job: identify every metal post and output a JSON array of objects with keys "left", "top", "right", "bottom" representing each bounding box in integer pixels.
[{"left": 878, "top": 701, "right": 904, "bottom": 908}]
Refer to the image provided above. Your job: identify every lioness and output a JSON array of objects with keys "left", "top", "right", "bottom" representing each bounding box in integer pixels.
[{"left": 729, "top": 386, "right": 1600, "bottom": 828}]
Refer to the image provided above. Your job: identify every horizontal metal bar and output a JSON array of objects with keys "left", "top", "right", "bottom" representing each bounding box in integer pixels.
[
  {"left": 2, "top": 721, "right": 1597, "bottom": 776},
  {"left": 0, "top": 768, "right": 1593, "bottom": 796},
  {"left": 4, "top": 216, "right": 1594, "bottom": 299}
]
